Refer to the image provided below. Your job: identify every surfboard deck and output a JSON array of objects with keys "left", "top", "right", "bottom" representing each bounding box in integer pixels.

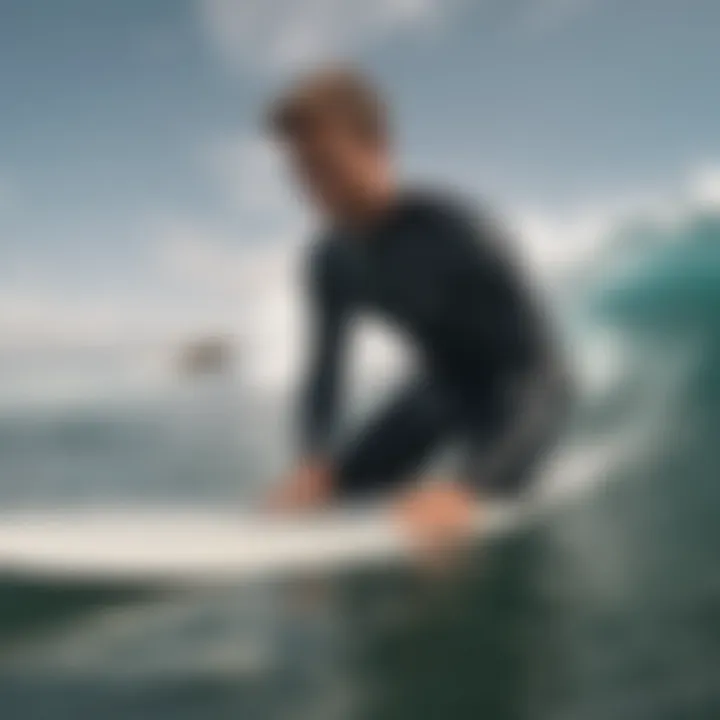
[{"left": 0, "top": 501, "right": 527, "bottom": 585}]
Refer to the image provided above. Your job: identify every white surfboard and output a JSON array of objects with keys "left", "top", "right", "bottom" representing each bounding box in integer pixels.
[
  {"left": 0, "top": 501, "right": 529, "bottom": 585},
  {"left": 0, "top": 443, "right": 613, "bottom": 585}
]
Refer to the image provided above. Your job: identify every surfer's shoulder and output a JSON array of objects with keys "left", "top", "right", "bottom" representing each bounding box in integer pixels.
[
  {"left": 399, "top": 187, "right": 495, "bottom": 237},
  {"left": 399, "top": 187, "right": 504, "bottom": 256}
]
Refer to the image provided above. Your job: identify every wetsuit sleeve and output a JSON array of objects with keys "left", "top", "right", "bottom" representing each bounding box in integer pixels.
[
  {"left": 298, "top": 245, "right": 348, "bottom": 458},
  {"left": 461, "top": 359, "right": 572, "bottom": 496},
  {"left": 441, "top": 207, "right": 572, "bottom": 495}
]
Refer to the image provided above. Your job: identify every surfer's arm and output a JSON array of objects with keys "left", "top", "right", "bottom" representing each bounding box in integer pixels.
[
  {"left": 299, "top": 244, "right": 348, "bottom": 458},
  {"left": 270, "top": 245, "right": 349, "bottom": 512},
  {"left": 460, "top": 358, "right": 571, "bottom": 495},
  {"left": 440, "top": 204, "right": 572, "bottom": 495}
]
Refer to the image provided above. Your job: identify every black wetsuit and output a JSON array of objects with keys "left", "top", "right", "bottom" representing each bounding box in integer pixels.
[{"left": 300, "top": 191, "right": 571, "bottom": 498}]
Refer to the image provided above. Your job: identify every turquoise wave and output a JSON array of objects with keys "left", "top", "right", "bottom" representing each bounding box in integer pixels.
[{"left": 593, "top": 210, "right": 720, "bottom": 420}]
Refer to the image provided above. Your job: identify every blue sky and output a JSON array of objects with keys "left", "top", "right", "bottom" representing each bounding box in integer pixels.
[{"left": 1, "top": 0, "right": 719, "bottom": 362}]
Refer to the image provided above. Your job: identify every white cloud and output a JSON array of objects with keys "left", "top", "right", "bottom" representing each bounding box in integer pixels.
[
  {"left": 154, "top": 218, "right": 284, "bottom": 296},
  {"left": 0, "top": 219, "right": 285, "bottom": 351},
  {"left": 198, "top": 0, "right": 451, "bottom": 72},
  {"left": 203, "top": 135, "right": 297, "bottom": 215},
  {"left": 689, "top": 165, "right": 720, "bottom": 209},
  {"left": 513, "top": 205, "right": 613, "bottom": 282},
  {"left": 0, "top": 289, "right": 226, "bottom": 349},
  {"left": 198, "top": 0, "right": 603, "bottom": 71}
]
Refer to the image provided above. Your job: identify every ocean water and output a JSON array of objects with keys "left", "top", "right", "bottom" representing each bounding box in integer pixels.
[{"left": 1, "top": 211, "right": 719, "bottom": 719}]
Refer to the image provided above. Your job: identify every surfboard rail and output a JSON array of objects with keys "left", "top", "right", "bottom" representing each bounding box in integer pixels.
[{"left": 0, "top": 502, "right": 523, "bottom": 585}]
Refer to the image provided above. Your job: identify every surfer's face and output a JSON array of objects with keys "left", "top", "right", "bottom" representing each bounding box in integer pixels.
[{"left": 281, "top": 117, "right": 392, "bottom": 222}]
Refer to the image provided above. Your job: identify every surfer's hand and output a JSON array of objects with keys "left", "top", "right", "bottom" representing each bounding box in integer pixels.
[
  {"left": 269, "top": 459, "right": 334, "bottom": 513},
  {"left": 394, "top": 481, "right": 477, "bottom": 561}
]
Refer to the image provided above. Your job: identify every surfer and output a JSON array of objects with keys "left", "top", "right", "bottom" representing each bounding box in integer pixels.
[{"left": 267, "top": 68, "right": 571, "bottom": 549}]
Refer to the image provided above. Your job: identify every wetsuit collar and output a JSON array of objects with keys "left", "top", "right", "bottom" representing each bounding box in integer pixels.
[{"left": 332, "top": 188, "right": 411, "bottom": 243}]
